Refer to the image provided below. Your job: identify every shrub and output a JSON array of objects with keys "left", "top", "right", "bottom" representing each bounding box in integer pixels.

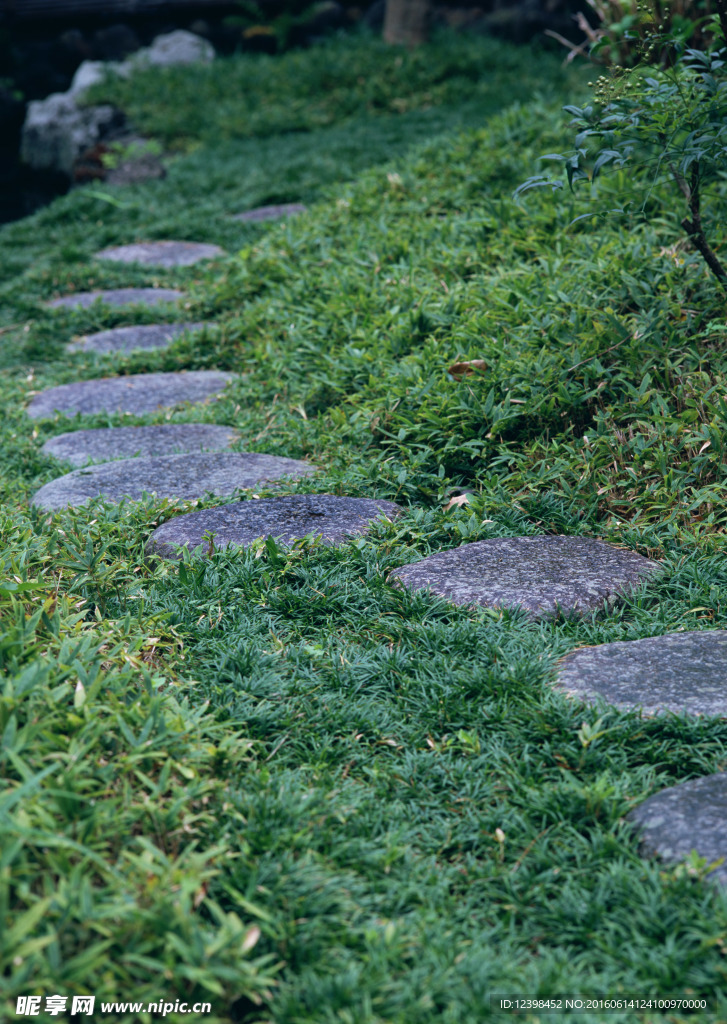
[{"left": 515, "top": 8, "right": 727, "bottom": 291}]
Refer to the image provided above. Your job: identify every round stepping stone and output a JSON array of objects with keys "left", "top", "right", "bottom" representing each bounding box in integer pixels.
[
  {"left": 147, "top": 494, "right": 402, "bottom": 560},
  {"left": 47, "top": 288, "right": 184, "bottom": 310},
  {"left": 26, "top": 371, "right": 234, "bottom": 420},
  {"left": 95, "top": 241, "right": 224, "bottom": 268},
  {"left": 32, "top": 452, "right": 316, "bottom": 509},
  {"left": 557, "top": 631, "right": 727, "bottom": 716},
  {"left": 626, "top": 773, "right": 727, "bottom": 886},
  {"left": 43, "top": 424, "right": 239, "bottom": 467},
  {"left": 232, "top": 203, "right": 307, "bottom": 223},
  {"left": 393, "top": 536, "right": 660, "bottom": 620},
  {"left": 68, "top": 322, "right": 208, "bottom": 354}
]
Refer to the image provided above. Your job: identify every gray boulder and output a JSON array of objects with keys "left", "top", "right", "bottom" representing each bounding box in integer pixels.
[
  {"left": 68, "top": 60, "right": 126, "bottom": 97},
  {"left": 20, "top": 30, "right": 214, "bottom": 179},
  {"left": 21, "top": 93, "right": 123, "bottom": 175},
  {"left": 126, "top": 31, "right": 215, "bottom": 71},
  {"left": 67, "top": 30, "right": 214, "bottom": 100}
]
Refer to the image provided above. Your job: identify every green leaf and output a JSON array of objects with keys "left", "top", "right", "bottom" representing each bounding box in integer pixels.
[{"left": 591, "top": 149, "right": 623, "bottom": 182}]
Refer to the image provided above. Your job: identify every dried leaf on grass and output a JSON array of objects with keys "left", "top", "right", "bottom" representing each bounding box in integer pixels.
[
  {"left": 448, "top": 359, "right": 487, "bottom": 379},
  {"left": 443, "top": 493, "right": 473, "bottom": 511}
]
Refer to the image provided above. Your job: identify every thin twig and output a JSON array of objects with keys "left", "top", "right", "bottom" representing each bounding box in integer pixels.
[
  {"left": 566, "top": 332, "right": 633, "bottom": 374},
  {"left": 513, "top": 827, "right": 552, "bottom": 872},
  {"left": 544, "top": 29, "right": 591, "bottom": 65},
  {"left": 264, "top": 732, "right": 290, "bottom": 762}
]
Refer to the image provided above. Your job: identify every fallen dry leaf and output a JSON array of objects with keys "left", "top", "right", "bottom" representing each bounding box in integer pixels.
[
  {"left": 443, "top": 493, "right": 472, "bottom": 511},
  {"left": 448, "top": 359, "right": 487, "bottom": 380}
]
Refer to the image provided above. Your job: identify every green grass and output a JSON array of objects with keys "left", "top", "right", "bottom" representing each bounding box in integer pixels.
[
  {"left": 2, "top": 27, "right": 727, "bottom": 1024},
  {"left": 81, "top": 31, "right": 585, "bottom": 148}
]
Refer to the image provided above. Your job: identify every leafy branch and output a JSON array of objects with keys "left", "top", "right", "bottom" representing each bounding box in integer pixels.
[{"left": 514, "top": 29, "right": 727, "bottom": 291}]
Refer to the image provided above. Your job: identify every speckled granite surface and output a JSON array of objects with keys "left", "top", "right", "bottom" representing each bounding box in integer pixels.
[
  {"left": 147, "top": 494, "right": 402, "bottom": 559},
  {"left": 43, "top": 424, "right": 239, "bottom": 468},
  {"left": 26, "top": 371, "right": 235, "bottom": 419},
  {"left": 95, "top": 241, "right": 224, "bottom": 267},
  {"left": 232, "top": 203, "right": 306, "bottom": 223},
  {"left": 68, "top": 323, "right": 208, "bottom": 354},
  {"left": 393, "top": 536, "right": 661, "bottom": 619},
  {"left": 47, "top": 288, "right": 184, "bottom": 310},
  {"left": 557, "top": 631, "right": 727, "bottom": 716},
  {"left": 32, "top": 452, "right": 315, "bottom": 509},
  {"left": 627, "top": 773, "right": 727, "bottom": 886}
]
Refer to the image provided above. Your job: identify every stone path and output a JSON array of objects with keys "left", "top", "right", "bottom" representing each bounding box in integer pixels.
[
  {"left": 95, "top": 241, "right": 224, "bottom": 268},
  {"left": 33, "top": 452, "right": 316, "bottom": 509},
  {"left": 232, "top": 203, "right": 307, "bottom": 223},
  {"left": 28, "top": 226, "right": 725, "bottom": 887},
  {"left": 43, "top": 424, "right": 239, "bottom": 467},
  {"left": 557, "top": 631, "right": 727, "bottom": 717},
  {"left": 393, "top": 536, "right": 660, "bottom": 620},
  {"left": 27, "top": 371, "right": 234, "bottom": 419},
  {"left": 147, "top": 494, "right": 402, "bottom": 559},
  {"left": 626, "top": 774, "right": 727, "bottom": 887},
  {"left": 68, "top": 323, "right": 208, "bottom": 354},
  {"left": 47, "top": 288, "right": 184, "bottom": 310}
]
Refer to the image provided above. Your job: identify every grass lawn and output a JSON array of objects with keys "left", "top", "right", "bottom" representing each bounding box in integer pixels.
[{"left": 2, "top": 26, "right": 727, "bottom": 1024}]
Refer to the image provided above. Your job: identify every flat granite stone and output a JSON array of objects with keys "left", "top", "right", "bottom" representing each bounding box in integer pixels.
[
  {"left": 95, "top": 241, "right": 224, "bottom": 267},
  {"left": 27, "top": 371, "right": 234, "bottom": 420},
  {"left": 32, "top": 452, "right": 316, "bottom": 509},
  {"left": 393, "top": 536, "right": 660, "bottom": 620},
  {"left": 43, "top": 424, "right": 239, "bottom": 467},
  {"left": 626, "top": 773, "right": 727, "bottom": 886},
  {"left": 68, "top": 322, "right": 208, "bottom": 354},
  {"left": 557, "top": 631, "right": 727, "bottom": 716},
  {"left": 232, "top": 203, "right": 307, "bottom": 223},
  {"left": 147, "top": 494, "right": 402, "bottom": 559},
  {"left": 47, "top": 288, "right": 184, "bottom": 310}
]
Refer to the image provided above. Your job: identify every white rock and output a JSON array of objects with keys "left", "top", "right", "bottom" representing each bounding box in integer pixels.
[{"left": 125, "top": 30, "right": 215, "bottom": 72}]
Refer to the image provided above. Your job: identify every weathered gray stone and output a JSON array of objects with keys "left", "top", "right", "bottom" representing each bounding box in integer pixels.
[
  {"left": 557, "top": 631, "right": 727, "bottom": 716},
  {"left": 393, "top": 536, "right": 661, "bottom": 620},
  {"left": 105, "top": 150, "right": 166, "bottom": 185},
  {"left": 147, "top": 494, "right": 402, "bottom": 559},
  {"left": 32, "top": 452, "right": 315, "bottom": 509},
  {"left": 68, "top": 322, "right": 208, "bottom": 354},
  {"left": 68, "top": 60, "right": 123, "bottom": 98},
  {"left": 27, "top": 371, "right": 234, "bottom": 420},
  {"left": 20, "top": 31, "right": 213, "bottom": 181},
  {"left": 626, "top": 774, "right": 727, "bottom": 886},
  {"left": 232, "top": 203, "right": 307, "bottom": 223},
  {"left": 47, "top": 288, "right": 183, "bottom": 310},
  {"left": 43, "top": 424, "right": 239, "bottom": 467},
  {"left": 21, "top": 93, "right": 123, "bottom": 175},
  {"left": 126, "top": 30, "right": 215, "bottom": 71},
  {"left": 95, "top": 242, "right": 224, "bottom": 268}
]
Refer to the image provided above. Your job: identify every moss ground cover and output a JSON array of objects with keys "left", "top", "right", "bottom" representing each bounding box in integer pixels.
[{"left": 2, "top": 28, "right": 727, "bottom": 1024}]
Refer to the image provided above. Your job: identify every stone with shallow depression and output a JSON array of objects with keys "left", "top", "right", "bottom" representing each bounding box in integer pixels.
[
  {"left": 47, "top": 287, "right": 184, "bottom": 310},
  {"left": 32, "top": 452, "right": 315, "bottom": 509},
  {"left": 557, "top": 631, "right": 727, "bottom": 716},
  {"left": 43, "top": 423, "right": 239, "bottom": 467},
  {"left": 147, "top": 494, "right": 402, "bottom": 559},
  {"left": 27, "top": 371, "right": 234, "bottom": 420},
  {"left": 95, "top": 241, "right": 224, "bottom": 268},
  {"left": 393, "top": 536, "right": 660, "bottom": 620},
  {"left": 67, "top": 322, "right": 209, "bottom": 354},
  {"left": 232, "top": 203, "right": 307, "bottom": 223},
  {"left": 626, "top": 773, "right": 727, "bottom": 887}
]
